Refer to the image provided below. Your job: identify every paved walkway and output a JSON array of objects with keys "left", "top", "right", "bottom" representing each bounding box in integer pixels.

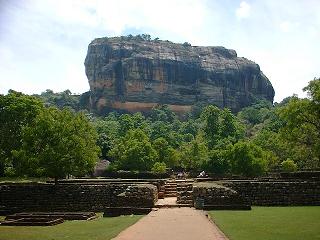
[
  {"left": 112, "top": 207, "right": 228, "bottom": 240},
  {"left": 155, "top": 197, "right": 178, "bottom": 207}
]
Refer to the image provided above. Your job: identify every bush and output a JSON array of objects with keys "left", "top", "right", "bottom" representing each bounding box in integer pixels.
[
  {"left": 281, "top": 159, "right": 298, "bottom": 172},
  {"left": 203, "top": 150, "right": 230, "bottom": 175},
  {"left": 151, "top": 162, "right": 167, "bottom": 174},
  {"left": 4, "top": 167, "right": 16, "bottom": 177},
  {"left": 228, "top": 141, "right": 267, "bottom": 177}
]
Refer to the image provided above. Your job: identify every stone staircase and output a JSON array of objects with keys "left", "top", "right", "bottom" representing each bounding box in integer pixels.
[
  {"left": 176, "top": 180, "right": 194, "bottom": 207},
  {"left": 164, "top": 180, "right": 177, "bottom": 197},
  {"left": 155, "top": 179, "right": 195, "bottom": 208}
]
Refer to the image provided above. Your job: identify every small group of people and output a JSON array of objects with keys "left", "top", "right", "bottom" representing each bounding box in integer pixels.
[
  {"left": 197, "top": 170, "right": 208, "bottom": 178},
  {"left": 177, "top": 171, "right": 185, "bottom": 179},
  {"left": 174, "top": 170, "right": 208, "bottom": 178}
]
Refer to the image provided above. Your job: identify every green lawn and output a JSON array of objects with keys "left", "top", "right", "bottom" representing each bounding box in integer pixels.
[
  {"left": 209, "top": 206, "right": 320, "bottom": 240},
  {"left": 0, "top": 214, "right": 143, "bottom": 240}
]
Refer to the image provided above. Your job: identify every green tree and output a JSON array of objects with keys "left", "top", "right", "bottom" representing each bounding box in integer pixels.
[
  {"left": 238, "top": 99, "right": 273, "bottom": 126},
  {"left": 149, "top": 105, "right": 177, "bottom": 123},
  {"left": 93, "top": 114, "right": 121, "bottom": 159},
  {"left": 277, "top": 79, "right": 320, "bottom": 168},
  {"left": 97, "top": 133, "right": 112, "bottom": 159},
  {"left": 281, "top": 159, "right": 298, "bottom": 172},
  {"left": 203, "top": 149, "right": 230, "bottom": 175},
  {"left": 110, "top": 129, "right": 157, "bottom": 171},
  {"left": 200, "top": 105, "right": 221, "bottom": 148},
  {"left": 200, "top": 105, "right": 244, "bottom": 149},
  {"left": 150, "top": 121, "right": 172, "bottom": 141},
  {"left": 179, "top": 119, "right": 201, "bottom": 137},
  {"left": 228, "top": 141, "right": 268, "bottom": 177},
  {"left": 153, "top": 137, "right": 179, "bottom": 168},
  {"left": 220, "top": 108, "right": 245, "bottom": 141},
  {"left": 179, "top": 135, "right": 208, "bottom": 170},
  {"left": 14, "top": 108, "right": 100, "bottom": 183},
  {"left": 151, "top": 162, "right": 167, "bottom": 173},
  {"left": 36, "top": 89, "right": 81, "bottom": 110},
  {"left": 253, "top": 130, "right": 285, "bottom": 169},
  {"left": 118, "top": 112, "right": 148, "bottom": 137},
  {"left": 0, "top": 90, "right": 44, "bottom": 176}
]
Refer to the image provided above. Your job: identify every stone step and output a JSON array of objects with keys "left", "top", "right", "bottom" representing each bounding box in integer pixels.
[
  {"left": 177, "top": 197, "right": 193, "bottom": 201},
  {"left": 177, "top": 200, "right": 194, "bottom": 204},
  {"left": 165, "top": 189, "right": 177, "bottom": 192},
  {"left": 165, "top": 191, "right": 177, "bottom": 195},
  {"left": 177, "top": 195, "right": 192, "bottom": 198},
  {"left": 177, "top": 190, "right": 193, "bottom": 194},
  {"left": 177, "top": 186, "right": 193, "bottom": 191},
  {"left": 165, "top": 187, "right": 177, "bottom": 191},
  {"left": 165, "top": 193, "right": 177, "bottom": 197},
  {"left": 177, "top": 203, "right": 193, "bottom": 207},
  {"left": 165, "top": 184, "right": 177, "bottom": 187},
  {"left": 165, "top": 191, "right": 177, "bottom": 194},
  {"left": 154, "top": 203, "right": 192, "bottom": 208}
]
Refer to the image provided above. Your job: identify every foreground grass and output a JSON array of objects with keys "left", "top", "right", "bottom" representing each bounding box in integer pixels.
[
  {"left": 0, "top": 214, "right": 142, "bottom": 240},
  {"left": 209, "top": 206, "right": 320, "bottom": 240}
]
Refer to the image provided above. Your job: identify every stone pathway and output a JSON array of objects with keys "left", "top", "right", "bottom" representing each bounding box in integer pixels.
[
  {"left": 155, "top": 197, "right": 178, "bottom": 207},
  {"left": 112, "top": 207, "right": 228, "bottom": 240}
]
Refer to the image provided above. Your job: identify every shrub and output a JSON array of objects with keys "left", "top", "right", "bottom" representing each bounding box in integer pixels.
[
  {"left": 228, "top": 141, "right": 267, "bottom": 177},
  {"left": 281, "top": 159, "right": 298, "bottom": 172},
  {"left": 203, "top": 149, "right": 230, "bottom": 175},
  {"left": 151, "top": 162, "right": 167, "bottom": 174}
]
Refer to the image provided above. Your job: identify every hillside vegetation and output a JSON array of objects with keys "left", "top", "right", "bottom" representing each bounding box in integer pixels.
[{"left": 0, "top": 79, "right": 319, "bottom": 179}]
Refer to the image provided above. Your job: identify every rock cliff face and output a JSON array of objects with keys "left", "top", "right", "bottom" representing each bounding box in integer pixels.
[{"left": 85, "top": 36, "right": 274, "bottom": 114}]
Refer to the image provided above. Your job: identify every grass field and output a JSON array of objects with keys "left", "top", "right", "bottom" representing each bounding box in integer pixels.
[
  {"left": 0, "top": 214, "right": 142, "bottom": 240},
  {"left": 209, "top": 206, "right": 320, "bottom": 240}
]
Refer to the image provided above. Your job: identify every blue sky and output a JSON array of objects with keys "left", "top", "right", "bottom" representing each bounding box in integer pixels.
[{"left": 0, "top": 0, "right": 319, "bottom": 102}]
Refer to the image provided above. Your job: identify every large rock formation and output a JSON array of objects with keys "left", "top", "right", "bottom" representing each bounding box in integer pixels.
[{"left": 84, "top": 36, "right": 274, "bottom": 114}]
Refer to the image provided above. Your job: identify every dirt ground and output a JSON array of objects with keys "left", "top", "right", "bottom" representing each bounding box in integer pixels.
[{"left": 112, "top": 207, "right": 228, "bottom": 240}]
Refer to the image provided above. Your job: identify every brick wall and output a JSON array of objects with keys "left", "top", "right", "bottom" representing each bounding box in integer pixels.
[
  {"left": 0, "top": 183, "right": 158, "bottom": 213},
  {"left": 222, "top": 180, "right": 320, "bottom": 206},
  {"left": 193, "top": 182, "right": 248, "bottom": 206}
]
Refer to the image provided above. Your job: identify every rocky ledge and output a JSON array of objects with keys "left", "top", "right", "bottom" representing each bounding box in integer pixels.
[{"left": 84, "top": 35, "right": 275, "bottom": 114}]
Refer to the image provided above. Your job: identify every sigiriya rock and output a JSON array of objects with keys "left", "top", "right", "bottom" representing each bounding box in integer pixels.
[{"left": 84, "top": 35, "right": 274, "bottom": 114}]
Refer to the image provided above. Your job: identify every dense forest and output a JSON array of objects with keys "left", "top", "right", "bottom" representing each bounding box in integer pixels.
[{"left": 0, "top": 79, "right": 319, "bottom": 179}]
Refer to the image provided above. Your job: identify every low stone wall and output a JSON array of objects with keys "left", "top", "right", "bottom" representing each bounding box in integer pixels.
[
  {"left": 192, "top": 182, "right": 250, "bottom": 210},
  {"left": 222, "top": 180, "right": 320, "bottom": 206},
  {"left": 0, "top": 183, "right": 158, "bottom": 213}
]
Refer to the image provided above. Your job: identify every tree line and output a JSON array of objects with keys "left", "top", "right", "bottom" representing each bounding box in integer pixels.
[{"left": 0, "top": 79, "right": 319, "bottom": 180}]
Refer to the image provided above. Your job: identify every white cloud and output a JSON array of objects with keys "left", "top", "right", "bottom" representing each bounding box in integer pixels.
[
  {"left": 62, "top": 63, "right": 89, "bottom": 94},
  {"left": 30, "top": 0, "right": 209, "bottom": 39},
  {"left": 280, "top": 21, "right": 292, "bottom": 32},
  {"left": 236, "top": 1, "right": 251, "bottom": 19},
  {"left": 1, "top": 0, "right": 320, "bottom": 102},
  {"left": 279, "top": 21, "right": 300, "bottom": 32}
]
